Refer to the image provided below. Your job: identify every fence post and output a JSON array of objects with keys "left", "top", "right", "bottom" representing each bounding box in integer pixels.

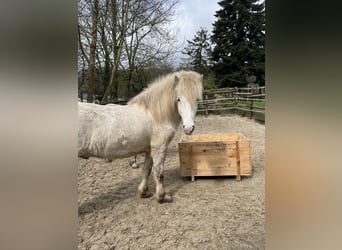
[
  {"left": 250, "top": 99, "right": 254, "bottom": 119},
  {"left": 234, "top": 87, "right": 238, "bottom": 114}
]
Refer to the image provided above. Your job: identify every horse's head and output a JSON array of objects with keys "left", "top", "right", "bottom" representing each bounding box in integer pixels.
[{"left": 174, "top": 72, "right": 203, "bottom": 135}]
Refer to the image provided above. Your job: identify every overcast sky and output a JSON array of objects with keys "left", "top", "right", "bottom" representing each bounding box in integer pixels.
[
  {"left": 172, "top": 0, "right": 220, "bottom": 66},
  {"left": 171, "top": 0, "right": 264, "bottom": 66}
]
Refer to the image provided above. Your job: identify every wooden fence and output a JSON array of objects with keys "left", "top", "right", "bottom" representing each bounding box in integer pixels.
[
  {"left": 198, "top": 86, "right": 265, "bottom": 122},
  {"left": 100, "top": 86, "right": 265, "bottom": 122}
]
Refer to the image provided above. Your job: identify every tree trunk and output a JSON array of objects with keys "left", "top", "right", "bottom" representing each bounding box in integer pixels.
[
  {"left": 101, "top": 65, "right": 117, "bottom": 104},
  {"left": 87, "top": 0, "right": 99, "bottom": 103}
]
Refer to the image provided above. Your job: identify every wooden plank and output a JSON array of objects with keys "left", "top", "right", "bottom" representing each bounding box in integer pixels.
[
  {"left": 197, "top": 107, "right": 235, "bottom": 112},
  {"left": 182, "top": 133, "right": 241, "bottom": 142},
  {"left": 180, "top": 164, "right": 252, "bottom": 174},
  {"left": 199, "top": 103, "right": 235, "bottom": 108},
  {"left": 251, "top": 106, "right": 265, "bottom": 110},
  {"left": 189, "top": 145, "right": 195, "bottom": 181},
  {"left": 235, "top": 107, "right": 265, "bottom": 113},
  {"left": 180, "top": 160, "right": 251, "bottom": 174},
  {"left": 199, "top": 98, "right": 235, "bottom": 104},
  {"left": 250, "top": 94, "right": 265, "bottom": 98},
  {"left": 235, "top": 98, "right": 265, "bottom": 102},
  {"left": 203, "top": 89, "right": 235, "bottom": 95},
  {"left": 236, "top": 141, "right": 241, "bottom": 181},
  {"left": 234, "top": 92, "right": 253, "bottom": 95},
  {"left": 180, "top": 170, "right": 252, "bottom": 177}
]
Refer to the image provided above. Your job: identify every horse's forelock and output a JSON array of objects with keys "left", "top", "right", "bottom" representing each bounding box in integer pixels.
[{"left": 176, "top": 71, "right": 203, "bottom": 107}]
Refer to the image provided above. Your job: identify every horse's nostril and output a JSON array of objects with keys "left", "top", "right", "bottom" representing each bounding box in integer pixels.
[
  {"left": 191, "top": 125, "right": 195, "bottom": 132},
  {"left": 183, "top": 125, "right": 185, "bottom": 128}
]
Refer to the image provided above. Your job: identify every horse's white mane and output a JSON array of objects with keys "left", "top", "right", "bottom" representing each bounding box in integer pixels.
[{"left": 128, "top": 70, "right": 203, "bottom": 124}]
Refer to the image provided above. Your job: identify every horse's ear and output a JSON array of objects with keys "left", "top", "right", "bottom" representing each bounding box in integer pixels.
[
  {"left": 200, "top": 74, "right": 203, "bottom": 81},
  {"left": 174, "top": 75, "right": 180, "bottom": 85}
]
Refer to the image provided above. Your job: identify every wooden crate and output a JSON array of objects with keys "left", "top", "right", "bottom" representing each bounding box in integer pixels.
[{"left": 178, "top": 133, "right": 252, "bottom": 181}]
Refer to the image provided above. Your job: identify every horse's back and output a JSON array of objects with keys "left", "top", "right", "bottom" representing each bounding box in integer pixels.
[{"left": 78, "top": 102, "right": 152, "bottom": 159}]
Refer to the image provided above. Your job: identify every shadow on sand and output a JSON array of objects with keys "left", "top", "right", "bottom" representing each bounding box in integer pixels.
[{"left": 78, "top": 167, "right": 188, "bottom": 217}]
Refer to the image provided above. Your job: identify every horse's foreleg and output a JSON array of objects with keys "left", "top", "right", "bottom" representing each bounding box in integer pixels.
[
  {"left": 138, "top": 152, "right": 153, "bottom": 198},
  {"left": 151, "top": 148, "right": 172, "bottom": 203}
]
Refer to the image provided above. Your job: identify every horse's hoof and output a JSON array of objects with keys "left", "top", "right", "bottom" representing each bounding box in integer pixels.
[
  {"left": 131, "top": 162, "right": 139, "bottom": 168},
  {"left": 156, "top": 193, "right": 173, "bottom": 203},
  {"left": 138, "top": 190, "right": 153, "bottom": 198}
]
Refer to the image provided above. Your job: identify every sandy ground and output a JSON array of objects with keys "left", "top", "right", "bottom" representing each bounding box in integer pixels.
[{"left": 78, "top": 114, "right": 265, "bottom": 249}]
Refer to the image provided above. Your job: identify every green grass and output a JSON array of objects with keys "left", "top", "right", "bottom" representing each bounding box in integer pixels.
[
  {"left": 235, "top": 100, "right": 265, "bottom": 109},
  {"left": 252, "top": 101, "right": 265, "bottom": 107}
]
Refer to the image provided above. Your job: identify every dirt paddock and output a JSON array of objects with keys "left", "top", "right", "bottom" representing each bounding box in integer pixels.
[{"left": 78, "top": 114, "right": 265, "bottom": 249}]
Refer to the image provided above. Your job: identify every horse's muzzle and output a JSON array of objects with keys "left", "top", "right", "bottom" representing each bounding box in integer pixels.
[{"left": 183, "top": 125, "right": 195, "bottom": 135}]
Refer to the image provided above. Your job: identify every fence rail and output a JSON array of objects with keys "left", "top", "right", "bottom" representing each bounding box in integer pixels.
[{"left": 198, "top": 86, "right": 265, "bottom": 122}]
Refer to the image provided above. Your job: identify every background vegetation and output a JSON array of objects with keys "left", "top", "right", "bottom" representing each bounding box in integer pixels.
[{"left": 78, "top": 0, "right": 265, "bottom": 103}]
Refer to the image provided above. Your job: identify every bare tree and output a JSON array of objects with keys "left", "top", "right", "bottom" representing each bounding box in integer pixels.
[
  {"left": 78, "top": 0, "right": 180, "bottom": 103},
  {"left": 123, "top": 0, "right": 179, "bottom": 97}
]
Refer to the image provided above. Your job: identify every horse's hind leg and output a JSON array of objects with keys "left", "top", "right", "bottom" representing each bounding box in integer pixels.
[{"left": 138, "top": 151, "right": 153, "bottom": 198}]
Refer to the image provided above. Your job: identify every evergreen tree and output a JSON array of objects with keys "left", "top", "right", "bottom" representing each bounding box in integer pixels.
[
  {"left": 182, "top": 27, "right": 211, "bottom": 74},
  {"left": 211, "top": 0, "right": 265, "bottom": 87}
]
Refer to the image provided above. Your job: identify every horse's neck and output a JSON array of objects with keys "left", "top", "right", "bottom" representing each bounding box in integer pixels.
[{"left": 168, "top": 110, "right": 182, "bottom": 128}]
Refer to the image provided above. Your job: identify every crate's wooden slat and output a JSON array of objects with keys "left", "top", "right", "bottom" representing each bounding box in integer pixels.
[{"left": 180, "top": 170, "right": 252, "bottom": 176}]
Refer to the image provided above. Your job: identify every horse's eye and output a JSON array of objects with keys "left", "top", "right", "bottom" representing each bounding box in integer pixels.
[{"left": 177, "top": 98, "right": 181, "bottom": 102}]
